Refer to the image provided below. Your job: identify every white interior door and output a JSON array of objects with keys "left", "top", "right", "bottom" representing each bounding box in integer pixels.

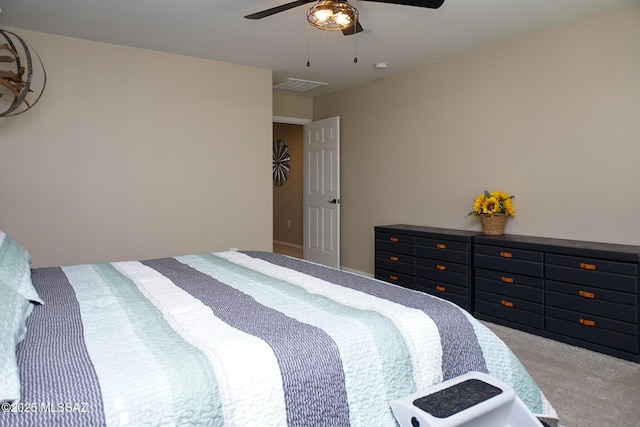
[{"left": 303, "top": 116, "right": 340, "bottom": 268}]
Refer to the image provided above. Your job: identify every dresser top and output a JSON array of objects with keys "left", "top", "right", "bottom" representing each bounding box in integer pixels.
[
  {"left": 375, "top": 225, "right": 640, "bottom": 262},
  {"left": 375, "top": 224, "right": 481, "bottom": 238},
  {"left": 475, "top": 234, "right": 640, "bottom": 262}
]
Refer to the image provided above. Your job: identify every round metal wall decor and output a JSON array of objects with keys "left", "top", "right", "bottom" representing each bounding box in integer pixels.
[
  {"left": 272, "top": 140, "right": 290, "bottom": 186},
  {"left": 0, "top": 29, "right": 47, "bottom": 117}
]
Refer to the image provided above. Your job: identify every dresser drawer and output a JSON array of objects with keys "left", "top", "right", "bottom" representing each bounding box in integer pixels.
[
  {"left": 546, "top": 316, "right": 638, "bottom": 354},
  {"left": 375, "top": 258, "right": 415, "bottom": 276},
  {"left": 475, "top": 268, "right": 544, "bottom": 289},
  {"left": 546, "top": 306, "right": 638, "bottom": 336},
  {"left": 476, "top": 290, "right": 544, "bottom": 314},
  {"left": 417, "top": 237, "right": 468, "bottom": 252},
  {"left": 475, "top": 254, "right": 543, "bottom": 277},
  {"left": 417, "top": 258, "right": 468, "bottom": 274},
  {"left": 417, "top": 238, "right": 469, "bottom": 265},
  {"left": 376, "top": 250, "right": 416, "bottom": 264},
  {"left": 417, "top": 266, "right": 468, "bottom": 287},
  {"left": 546, "top": 253, "right": 638, "bottom": 276},
  {"left": 417, "top": 246, "right": 468, "bottom": 265},
  {"left": 545, "top": 265, "right": 637, "bottom": 294},
  {"left": 375, "top": 268, "right": 415, "bottom": 288},
  {"left": 475, "top": 244, "right": 543, "bottom": 262},
  {"left": 416, "top": 277, "right": 468, "bottom": 298},
  {"left": 475, "top": 277, "right": 543, "bottom": 303},
  {"left": 376, "top": 240, "right": 415, "bottom": 256},
  {"left": 546, "top": 280, "right": 636, "bottom": 306},
  {"left": 545, "top": 289, "right": 637, "bottom": 324},
  {"left": 376, "top": 231, "right": 416, "bottom": 245},
  {"left": 376, "top": 250, "right": 414, "bottom": 265},
  {"left": 475, "top": 298, "right": 544, "bottom": 330}
]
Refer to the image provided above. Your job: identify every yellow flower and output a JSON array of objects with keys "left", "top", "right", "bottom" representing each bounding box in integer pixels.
[
  {"left": 467, "top": 190, "right": 515, "bottom": 217},
  {"left": 473, "top": 195, "right": 485, "bottom": 214},
  {"left": 483, "top": 196, "right": 499, "bottom": 214},
  {"left": 503, "top": 198, "right": 514, "bottom": 215},
  {"left": 491, "top": 191, "right": 509, "bottom": 200}
]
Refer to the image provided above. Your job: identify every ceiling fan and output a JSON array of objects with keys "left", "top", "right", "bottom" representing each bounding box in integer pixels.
[{"left": 245, "top": 0, "right": 445, "bottom": 36}]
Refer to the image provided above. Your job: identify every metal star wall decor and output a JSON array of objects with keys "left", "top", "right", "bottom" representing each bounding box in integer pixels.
[{"left": 272, "top": 140, "right": 291, "bottom": 186}]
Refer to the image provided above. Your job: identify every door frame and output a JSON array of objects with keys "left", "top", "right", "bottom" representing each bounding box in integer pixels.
[
  {"left": 272, "top": 116, "right": 311, "bottom": 258},
  {"left": 273, "top": 116, "right": 312, "bottom": 126}
]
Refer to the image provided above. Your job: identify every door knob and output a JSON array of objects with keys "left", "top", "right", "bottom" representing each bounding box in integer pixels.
[{"left": 328, "top": 198, "right": 340, "bottom": 204}]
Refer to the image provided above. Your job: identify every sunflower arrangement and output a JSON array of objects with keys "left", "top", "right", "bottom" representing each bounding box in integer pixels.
[{"left": 468, "top": 190, "right": 515, "bottom": 217}]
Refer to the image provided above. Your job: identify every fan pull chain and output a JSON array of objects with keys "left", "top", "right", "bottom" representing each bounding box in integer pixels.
[
  {"left": 353, "top": 16, "right": 358, "bottom": 63},
  {"left": 306, "top": 21, "right": 311, "bottom": 67}
]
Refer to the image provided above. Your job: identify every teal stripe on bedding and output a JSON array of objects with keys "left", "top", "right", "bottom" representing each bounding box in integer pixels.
[
  {"left": 178, "top": 253, "right": 416, "bottom": 424},
  {"left": 63, "top": 263, "right": 224, "bottom": 426}
]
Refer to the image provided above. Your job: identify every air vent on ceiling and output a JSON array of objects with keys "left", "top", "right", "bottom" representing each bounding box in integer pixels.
[{"left": 273, "top": 78, "right": 328, "bottom": 92}]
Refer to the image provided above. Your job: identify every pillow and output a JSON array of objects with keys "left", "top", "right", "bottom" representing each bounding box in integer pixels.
[
  {"left": 0, "top": 231, "right": 43, "bottom": 304},
  {"left": 0, "top": 285, "right": 34, "bottom": 403}
]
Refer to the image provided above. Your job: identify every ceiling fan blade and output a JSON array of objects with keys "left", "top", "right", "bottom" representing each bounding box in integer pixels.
[
  {"left": 361, "top": 0, "right": 445, "bottom": 9},
  {"left": 244, "top": 0, "right": 317, "bottom": 20},
  {"left": 342, "top": 21, "right": 364, "bottom": 36}
]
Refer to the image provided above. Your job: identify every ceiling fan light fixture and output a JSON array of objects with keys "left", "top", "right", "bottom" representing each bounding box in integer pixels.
[{"left": 307, "top": 1, "right": 359, "bottom": 31}]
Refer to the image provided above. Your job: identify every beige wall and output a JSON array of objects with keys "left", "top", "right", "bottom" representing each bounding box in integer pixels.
[
  {"left": 273, "top": 90, "right": 313, "bottom": 120},
  {"left": 0, "top": 29, "right": 273, "bottom": 267},
  {"left": 314, "top": 5, "right": 640, "bottom": 274},
  {"left": 272, "top": 123, "right": 304, "bottom": 246}
]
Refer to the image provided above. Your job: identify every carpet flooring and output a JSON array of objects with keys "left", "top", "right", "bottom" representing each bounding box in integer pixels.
[{"left": 484, "top": 321, "right": 640, "bottom": 427}]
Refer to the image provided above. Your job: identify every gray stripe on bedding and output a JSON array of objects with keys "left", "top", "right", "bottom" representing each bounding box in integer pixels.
[
  {"left": 7, "top": 267, "right": 105, "bottom": 427},
  {"left": 142, "top": 257, "right": 351, "bottom": 427},
  {"left": 243, "top": 251, "right": 488, "bottom": 380}
]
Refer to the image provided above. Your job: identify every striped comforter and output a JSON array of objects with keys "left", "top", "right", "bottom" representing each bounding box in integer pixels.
[{"left": 5, "top": 251, "right": 557, "bottom": 426}]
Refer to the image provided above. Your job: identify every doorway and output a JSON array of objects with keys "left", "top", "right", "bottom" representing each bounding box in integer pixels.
[{"left": 272, "top": 119, "right": 306, "bottom": 259}]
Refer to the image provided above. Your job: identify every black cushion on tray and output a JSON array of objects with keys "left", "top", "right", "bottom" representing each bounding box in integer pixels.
[{"left": 412, "top": 379, "right": 503, "bottom": 418}]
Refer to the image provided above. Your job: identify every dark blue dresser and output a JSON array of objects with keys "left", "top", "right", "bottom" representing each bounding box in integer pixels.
[
  {"left": 474, "top": 234, "right": 640, "bottom": 362},
  {"left": 375, "top": 225, "right": 479, "bottom": 312},
  {"left": 375, "top": 225, "right": 640, "bottom": 362}
]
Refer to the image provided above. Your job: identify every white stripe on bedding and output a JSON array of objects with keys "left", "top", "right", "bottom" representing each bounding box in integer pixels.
[
  {"left": 62, "top": 264, "right": 177, "bottom": 426},
  {"left": 215, "top": 252, "right": 444, "bottom": 390},
  {"left": 112, "top": 261, "right": 289, "bottom": 427}
]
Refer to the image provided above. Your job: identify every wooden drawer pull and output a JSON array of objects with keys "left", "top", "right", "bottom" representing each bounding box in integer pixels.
[
  {"left": 580, "top": 262, "right": 596, "bottom": 270},
  {"left": 501, "top": 276, "right": 514, "bottom": 283},
  {"left": 436, "top": 243, "right": 447, "bottom": 249},
  {"left": 389, "top": 275, "right": 398, "bottom": 281},
  {"left": 436, "top": 264, "right": 446, "bottom": 271},
  {"left": 436, "top": 286, "right": 446, "bottom": 292},
  {"left": 390, "top": 256, "right": 399, "bottom": 262},
  {"left": 579, "top": 318, "right": 596, "bottom": 327},
  {"left": 390, "top": 237, "right": 399, "bottom": 242},
  {"left": 579, "top": 290, "right": 595, "bottom": 299},
  {"left": 500, "top": 251, "right": 513, "bottom": 258},
  {"left": 501, "top": 300, "right": 514, "bottom": 308}
]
